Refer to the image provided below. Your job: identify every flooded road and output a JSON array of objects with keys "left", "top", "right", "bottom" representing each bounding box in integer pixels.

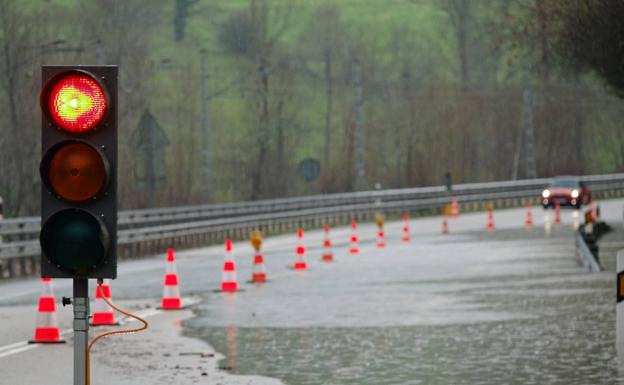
[
  {"left": 186, "top": 219, "right": 618, "bottom": 385},
  {"left": 0, "top": 203, "right": 619, "bottom": 384}
]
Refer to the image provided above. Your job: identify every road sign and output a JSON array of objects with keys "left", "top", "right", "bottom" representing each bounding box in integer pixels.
[
  {"left": 131, "top": 109, "right": 169, "bottom": 189},
  {"left": 298, "top": 158, "right": 321, "bottom": 183},
  {"left": 39, "top": 66, "right": 117, "bottom": 279}
]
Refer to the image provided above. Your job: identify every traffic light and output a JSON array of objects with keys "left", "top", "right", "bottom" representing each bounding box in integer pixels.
[{"left": 40, "top": 66, "right": 117, "bottom": 279}]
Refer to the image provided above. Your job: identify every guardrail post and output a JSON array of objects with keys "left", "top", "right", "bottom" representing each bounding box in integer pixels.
[
  {"left": 30, "top": 255, "right": 38, "bottom": 275},
  {"left": 133, "top": 241, "right": 139, "bottom": 259},
  {"left": 19, "top": 256, "right": 27, "bottom": 277},
  {"left": 7, "top": 258, "right": 15, "bottom": 278}
]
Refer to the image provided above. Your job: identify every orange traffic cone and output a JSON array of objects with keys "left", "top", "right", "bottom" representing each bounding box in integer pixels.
[
  {"left": 486, "top": 208, "right": 495, "bottom": 230},
  {"left": 251, "top": 252, "right": 267, "bottom": 283},
  {"left": 376, "top": 229, "right": 385, "bottom": 248},
  {"left": 29, "top": 278, "right": 65, "bottom": 344},
  {"left": 249, "top": 231, "right": 266, "bottom": 283},
  {"left": 322, "top": 224, "right": 333, "bottom": 262},
  {"left": 525, "top": 201, "right": 533, "bottom": 227},
  {"left": 91, "top": 279, "right": 118, "bottom": 326},
  {"left": 401, "top": 214, "right": 410, "bottom": 242},
  {"left": 451, "top": 196, "right": 460, "bottom": 218},
  {"left": 349, "top": 221, "right": 360, "bottom": 254},
  {"left": 441, "top": 217, "right": 449, "bottom": 235},
  {"left": 161, "top": 248, "right": 183, "bottom": 310},
  {"left": 294, "top": 228, "right": 308, "bottom": 270},
  {"left": 221, "top": 240, "right": 238, "bottom": 292},
  {"left": 554, "top": 202, "right": 561, "bottom": 224}
]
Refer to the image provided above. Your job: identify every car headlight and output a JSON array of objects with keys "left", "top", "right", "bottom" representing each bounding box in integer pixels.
[
  {"left": 542, "top": 189, "right": 550, "bottom": 198},
  {"left": 571, "top": 189, "right": 579, "bottom": 198}
]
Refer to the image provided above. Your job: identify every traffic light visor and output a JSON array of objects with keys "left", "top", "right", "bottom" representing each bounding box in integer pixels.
[
  {"left": 41, "top": 141, "right": 109, "bottom": 202},
  {"left": 44, "top": 72, "right": 107, "bottom": 132},
  {"left": 40, "top": 209, "right": 110, "bottom": 276}
]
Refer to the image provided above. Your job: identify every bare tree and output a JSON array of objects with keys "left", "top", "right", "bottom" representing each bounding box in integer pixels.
[
  {"left": 439, "top": 0, "right": 471, "bottom": 90},
  {"left": 236, "top": 0, "right": 291, "bottom": 199},
  {"left": 298, "top": 5, "right": 346, "bottom": 188},
  {"left": 0, "top": 1, "right": 68, "bottom": 215},
  {"left": 74, "top": 0, "right": 164, "bottom": 208},
  {"left": 554, "top": 0, "right": 624, "bottom": 98}
]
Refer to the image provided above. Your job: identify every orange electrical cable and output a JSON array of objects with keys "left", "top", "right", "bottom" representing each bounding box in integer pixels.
[{"left": 86, "top": 283, "right": 148, "bottom": 385}]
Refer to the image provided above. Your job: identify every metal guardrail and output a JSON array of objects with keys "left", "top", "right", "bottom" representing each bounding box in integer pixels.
[
  {"left": 3, "top": 172, "right": 624, "bottom": 238},
  {"left": 2, "top": 172, "right": 624, "bottom": 278},
  {"left": 575, "top": 232, "right": 601, "bottom": 272}
]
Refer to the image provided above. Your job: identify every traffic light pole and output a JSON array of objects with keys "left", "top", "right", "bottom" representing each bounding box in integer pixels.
[{"left": 73, "top": 279, "right": 89, "bottom": 385}]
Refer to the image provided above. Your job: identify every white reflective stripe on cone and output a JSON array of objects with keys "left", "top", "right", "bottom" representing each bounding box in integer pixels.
[
  {"left": 40, "top": 281, "right": 54, "bottom": 298},
  {"left": 92, "top": 296, "right": 114, "bottom": 314},
  {"left": 163, "top": 284, "right": 180, "bottom": 299},
  {"left": 166, "top": 260, "right": 177, "bottom": 275},
  {"left": 36, "top": 310, "right": 58, "bottom": 328}
]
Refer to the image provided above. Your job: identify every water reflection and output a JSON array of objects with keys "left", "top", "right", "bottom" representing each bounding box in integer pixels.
[
  {"left": 185, "top": 225, "right": 617, "bottom": 384},
  {"left": 226, "top": 325, "right": 237, "bottom": 370},
  {"left": 543, "top": 216, "right": 552, "bottom": 237},
  {"left": 572, "top": 209, "right": 581, "bottom": 230},
  {"left": 195, "top": 316, "right": 619, "bottom": 385}
]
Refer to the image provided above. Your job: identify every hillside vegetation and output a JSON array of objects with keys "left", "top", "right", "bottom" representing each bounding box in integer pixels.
[{"left": 0, "top": 0, "right": 622, "bottom": 215}]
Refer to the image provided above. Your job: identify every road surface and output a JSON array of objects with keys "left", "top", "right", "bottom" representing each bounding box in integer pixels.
[{"left": 0, "top": 199, "right": 621, "bottom": 384}]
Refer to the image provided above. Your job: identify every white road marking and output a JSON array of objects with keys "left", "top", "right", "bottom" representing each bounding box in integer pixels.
[{"left": 0, "top": 300, "right": 204, "bottom": 359}]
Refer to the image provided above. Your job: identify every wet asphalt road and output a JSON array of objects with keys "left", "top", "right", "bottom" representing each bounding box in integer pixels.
[
  {"left": 186, "top": 217, "right": 617, "bottom": 385},
  {"left": 0, "top": 201, "right": 622, "bottom": 384}
]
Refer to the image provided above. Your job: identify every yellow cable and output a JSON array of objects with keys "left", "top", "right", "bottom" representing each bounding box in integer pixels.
[{"left": 86, "top": 283, "right": 149, "bottom": 385}]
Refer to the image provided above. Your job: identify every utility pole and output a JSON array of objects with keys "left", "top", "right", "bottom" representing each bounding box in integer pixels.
[
  {"left": 352, "top": 56, "right": 366, "bottom": 190},
  {"left": 199, "top": 49, "right": 211, "bottom": 197},
  {"left": 145, "top": 125, "right": 157, "bottom": 208},
  {"left": 522, "top": 72, "right": 537, "bottom": 179},
  {"left": 574, "top": 76, "right": 585, "bottom": 174},
  {"left": 95, "top": 39, "right": 105, "bottom": 65},
  {"left": 511, "top": 125, "right": 522, "bottom": 180}
]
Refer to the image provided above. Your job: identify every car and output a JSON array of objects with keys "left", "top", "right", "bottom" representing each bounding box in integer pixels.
[{"left": 541, "top": 176, "right": 591, "bottom": 209}]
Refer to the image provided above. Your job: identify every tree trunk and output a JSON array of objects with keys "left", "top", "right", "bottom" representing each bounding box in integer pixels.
[
  {"left": 251, "top": 58, "right": 270, "bottom": 200},
  {"left": 323, "top": 50, "right": 333, "bottom": 172}
]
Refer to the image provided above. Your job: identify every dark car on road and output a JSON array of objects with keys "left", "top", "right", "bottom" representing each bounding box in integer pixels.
[{"left": 541, "top": 176, "right": 591, "bottom": 209}]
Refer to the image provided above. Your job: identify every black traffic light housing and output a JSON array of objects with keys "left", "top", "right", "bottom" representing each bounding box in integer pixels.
[{"left": 40, "top": 65, "right": 117, "bottom": 279}]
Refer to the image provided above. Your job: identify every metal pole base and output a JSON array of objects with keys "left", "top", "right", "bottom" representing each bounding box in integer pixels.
[{"left": 73, "top": 279, "right": 89, "bottom": 385}]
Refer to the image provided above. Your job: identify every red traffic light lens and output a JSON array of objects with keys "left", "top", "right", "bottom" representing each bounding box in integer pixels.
[
  {"left": 47, "top": 73, "right": 107, "bottom": 132},
  {"left": 43, "top": 142, "right": 108, "bottom": 202}
]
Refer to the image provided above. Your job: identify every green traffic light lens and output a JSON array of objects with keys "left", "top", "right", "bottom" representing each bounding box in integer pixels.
[{"left": 40, "top": 209, "right": 110, "bottom": 276}]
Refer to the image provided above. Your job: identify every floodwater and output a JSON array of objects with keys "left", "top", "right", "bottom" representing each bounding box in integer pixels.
[{"left": 185, "top": 221, "right": 620, "bottom": 385}]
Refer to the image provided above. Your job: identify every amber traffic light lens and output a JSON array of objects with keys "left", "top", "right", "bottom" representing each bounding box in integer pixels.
[
  {"left": 44, "top": 142, "right": 108, "bottom": 202},
  {"left": 46, "top": 73, "right": 107, "bottom": 132}
]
